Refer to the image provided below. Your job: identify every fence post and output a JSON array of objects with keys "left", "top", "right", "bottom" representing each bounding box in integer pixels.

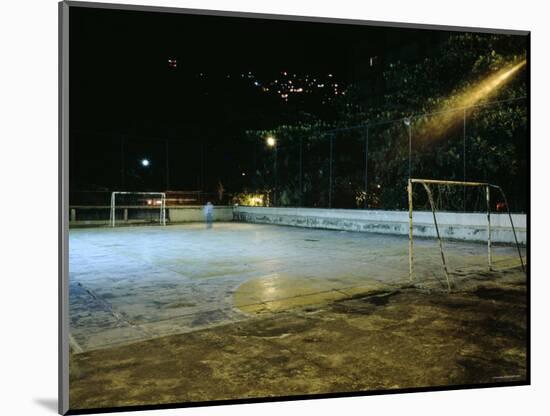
[
  {"left": 120, "top": 137, "right": 125, "bottom": 189},
  {"left": 110, "top": 192, "right": 115, "bottom": 227},
  {"left": 274, "top": 143, "right": 278, "bottom": 206},
  {"left": 408, "top": 121, "right": 412, "bottom": 179},
  {"left": 463, "top": 108, "right": 467, "bottom": 211},
  {"left": 329, "top": 134, "right": 333, "bottom": 208},
  {"left": 165, "top": 139, "right": 170, "bottom": 191},
  {"left": 364, "top": 127, "right": 369, "bottom": 209},
  {"left": 486, "top": 185, "right": 492, "bottom": 270},
  {"left": 408, "top": 179, "right": 413, "bottom": 281},
  {"left": 299, "top": 136, "right": 303, "bottom": 207}
]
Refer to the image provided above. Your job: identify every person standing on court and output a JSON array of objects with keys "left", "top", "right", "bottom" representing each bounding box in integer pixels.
[{"left": 203, "top": 201, "right": 214, "bottom": 229}]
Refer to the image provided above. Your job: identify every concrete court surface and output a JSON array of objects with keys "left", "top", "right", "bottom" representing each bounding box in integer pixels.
[
  {"left": 69, "top": 222, "right": 526, "bottom": 353},
  {"left": 69, "top": 277, "right": 527, "bottom": 409}
]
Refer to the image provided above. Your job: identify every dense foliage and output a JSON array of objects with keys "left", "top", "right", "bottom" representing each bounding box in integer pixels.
[{"left": 243, "top": 33, "right": 528, "bottom": 212}]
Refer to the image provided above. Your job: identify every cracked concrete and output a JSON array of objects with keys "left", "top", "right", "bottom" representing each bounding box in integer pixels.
[
  {"left": 69, "top": 270, "right": 527, "bottom": 410},
  {"left": 69, "top": 222, "right": 525, "bottom": 352}
]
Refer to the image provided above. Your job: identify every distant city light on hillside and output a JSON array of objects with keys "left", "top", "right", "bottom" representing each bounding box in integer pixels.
[{"left": 188, "top": 70, "right": 344, "bottom": 104}]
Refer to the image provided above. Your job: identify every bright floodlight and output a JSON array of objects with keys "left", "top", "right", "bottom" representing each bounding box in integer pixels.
[
  {"left": 266, "top": 136, "right": 276, "bottom": 147},
  {"left": 141, "top": 158, "right": 150, "bottom": 167}
]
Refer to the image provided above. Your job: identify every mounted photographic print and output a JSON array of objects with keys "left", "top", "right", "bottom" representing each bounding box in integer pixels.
[{"left": 59, "top": 1, "right": 529, "bottom": 414}]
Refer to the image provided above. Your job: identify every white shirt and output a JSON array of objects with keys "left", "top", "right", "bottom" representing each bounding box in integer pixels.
[{"left": 204, "top": 204, "right": 213, "bottom": 216}]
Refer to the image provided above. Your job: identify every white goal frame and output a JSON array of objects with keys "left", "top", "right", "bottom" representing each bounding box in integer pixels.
[
  {"left": 408, "top": 178, "right": 524, "bottom": 291},
  {"left": 109, "top": 192, "right": 166, "bottom": 227}
]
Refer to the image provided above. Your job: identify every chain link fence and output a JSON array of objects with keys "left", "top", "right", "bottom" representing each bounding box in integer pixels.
[{"left": 258, "top": 98, "right": 527, "bottom": 213}]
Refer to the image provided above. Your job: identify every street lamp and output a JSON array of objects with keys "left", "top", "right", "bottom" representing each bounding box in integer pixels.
[
  {"left": 141, "top": 158, "right": 150, "bottom": 167},
  {"left": 265, "top": 136, "right": 277, "bottom": 205}
]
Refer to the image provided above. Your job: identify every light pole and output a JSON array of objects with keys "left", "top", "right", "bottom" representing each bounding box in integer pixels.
[
  {"left": 266, "top": 136, "right": 277, "bottom": 205},
  {"left": 138, "top": 158, "right": 151, "bottom": 192},
  {"left": 404, "top": 118, "right": 412, "bottom": 179}
]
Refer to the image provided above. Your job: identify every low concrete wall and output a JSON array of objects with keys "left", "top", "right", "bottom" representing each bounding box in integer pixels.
[
  {"left": 70, "top": 204, "right": 527, "bottom": 245},
  {"left": 69, "top": 205, "right": 233, "bottom": 227},
  {"left": 233, "top": 206, "right": 527, "bottom": 244},
  {"left": 169, "top": 206, "right": 233, "bottom": 223}
]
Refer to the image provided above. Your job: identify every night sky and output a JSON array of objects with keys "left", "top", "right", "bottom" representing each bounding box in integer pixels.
[{"left": 69, "top": 6, "right": 449, "bottom": 195}]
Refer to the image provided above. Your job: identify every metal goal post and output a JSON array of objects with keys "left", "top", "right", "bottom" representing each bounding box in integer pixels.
[
  {"left": 407, "top": 178, "right": 524, "bottom": 291},
  {"left": 109, "top": 191, "right": 166, "bottom": 227}
]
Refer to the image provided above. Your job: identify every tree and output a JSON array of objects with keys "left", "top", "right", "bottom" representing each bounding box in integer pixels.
[{"left": 244, "top": 33, "right": 528, "bottom": 211}]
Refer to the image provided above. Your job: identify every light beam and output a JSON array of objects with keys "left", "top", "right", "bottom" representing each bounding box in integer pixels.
[{"left": 416, "top": 58, "right": 526, "bottom": 141}]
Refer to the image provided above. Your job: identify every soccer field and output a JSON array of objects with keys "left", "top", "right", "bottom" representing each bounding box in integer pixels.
[{"left": 69, "top": 222, "right": 525, "bottom": 353}]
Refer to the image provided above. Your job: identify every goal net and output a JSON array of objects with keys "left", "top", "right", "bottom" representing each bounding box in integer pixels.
[
  {"left": 407, "top": 179, "right": 524, "bottom": 291},
  {"left": 109, "top": 192, "right": 166, "bottom": 227}
]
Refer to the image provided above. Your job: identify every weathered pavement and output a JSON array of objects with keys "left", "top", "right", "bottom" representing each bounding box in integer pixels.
[
  {"left": 69, "top": 268, "right": 527, "bottom": 410},
  {"left": 69, "top": 223, "right": 526, "bottom": 352}
]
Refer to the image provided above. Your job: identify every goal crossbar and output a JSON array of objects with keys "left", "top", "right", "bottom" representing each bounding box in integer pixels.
[
  {"left": 410, "top": 178, "right": 489, "bottom": 187},
  {"left": 408, "top": 178, "right": 524, "bottom": 291},
  {"left": 109, "top": 192, "right": 166, "bottom": 227}
]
